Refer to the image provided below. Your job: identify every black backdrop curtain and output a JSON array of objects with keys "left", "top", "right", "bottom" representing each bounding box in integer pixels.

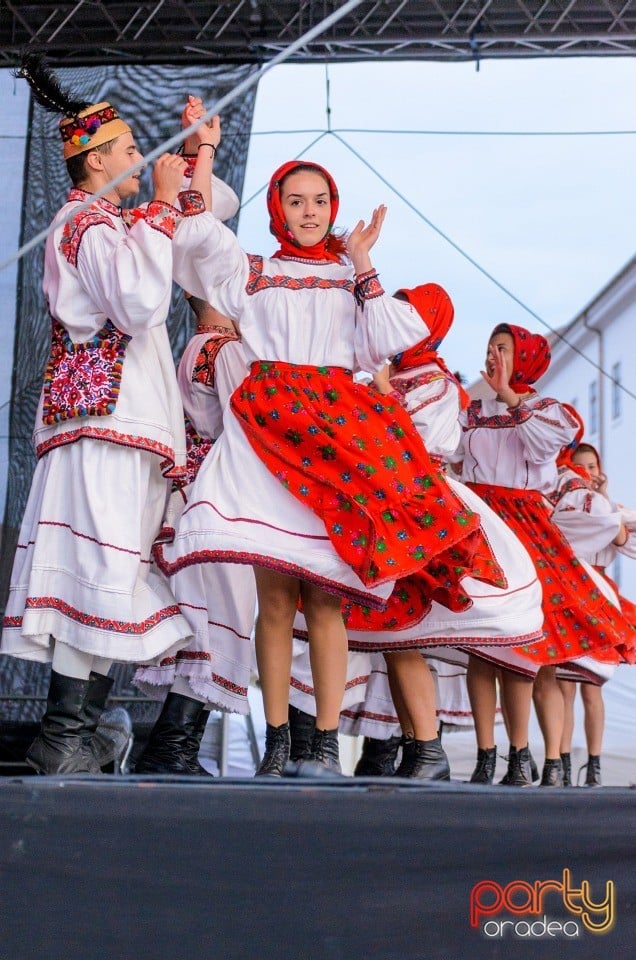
[{"left": 0, "top": 63, "right": 257, "bottom": 730}]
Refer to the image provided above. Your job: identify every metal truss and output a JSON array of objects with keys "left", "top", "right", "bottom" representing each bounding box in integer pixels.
[{"left": 2, "top": 1, "right": 636, "bottom": 66}]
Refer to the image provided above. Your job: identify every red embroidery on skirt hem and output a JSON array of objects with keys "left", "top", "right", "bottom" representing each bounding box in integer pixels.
[
  {"left": 153, "top": 542, "right": 387, "bottom": 610},
  {"left": 6, "top": 598, "right": 182, "bottom": 634},
  {"left": 36, "top": 426, "right": 185, "bottom": 480}
]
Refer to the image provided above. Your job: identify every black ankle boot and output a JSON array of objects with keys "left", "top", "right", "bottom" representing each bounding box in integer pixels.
[
  {"left": 394, "top": 736, "right": 450, "bottom": 781},
  {"left": 26, "top": 670, "right": 101, "bottom": 775},
  {"left": 183, "top": 708, "right": 211, "bottom": 775},
  {"left": 306, "top": 727, "right": 342, "bottom": 774},
  {"left": 560, "top": 752, "right": 572, "bottom": 787},
  {"left": 501, "top": 745, "right": 533, "bottom": 787},
  {"left": 81, "top": 672, "right": 133, "bottom": 773},
  {"left": 288, "top": 705, "right": 316, "bottom": 762},
  {"left": 500, "top": 745, "right": 539, "bottom": 784},
  {"left": 540, "top": 757, "right": 564, "bottom": 787},
  {"left": 582, "top": 754, "right": 602, "bottom": 787},
  {"left": 354, "top": 735, "right": 402, "bottom": 776},
  {"left": 135, "top": 693, "right": 211, "bottom": 775},
  {"left": 255, "top": 721, "right": 291, "bottom": 776},
  {"left": 469, "top": 747, "right": 497, "bottom": 784}
]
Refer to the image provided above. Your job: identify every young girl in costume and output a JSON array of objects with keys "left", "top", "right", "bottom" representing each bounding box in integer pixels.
[
  {"left": 161, "top": 142, "right": 503, "bottom": 775},
  {"left": 454, "top": 324, "right": 632, "bottom": 786},
  {"left": 549, "top": 436, "right": 636, "bottom": 786},
  {"left": 327, "top": 286, "right": 545, "bottom": 780}
]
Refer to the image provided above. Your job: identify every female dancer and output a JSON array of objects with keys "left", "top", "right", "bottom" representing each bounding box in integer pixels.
[
  {"left": 337, "top": 287, "right": 545, "bottom": 780},
  {"left": 456, "top": 324, "right": 632, "bottom": 786},
  {"left": 550, "top": 437, "right": 636, "bottom": 786},
  {"left": 161, "top": 140, "right": 499, "bottom": 775}
]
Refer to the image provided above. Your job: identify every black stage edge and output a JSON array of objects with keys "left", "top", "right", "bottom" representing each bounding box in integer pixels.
[{"left": 1, "top": 777, "right": 634, "bottom": 960}]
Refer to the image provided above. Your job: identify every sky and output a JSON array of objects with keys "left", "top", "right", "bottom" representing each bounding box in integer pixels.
[
  {"left": 236, "top": 57, "right": 636, "bottom": 383},
  {"left": 1, "top": 55, "right": 636, "bottom": 507}
]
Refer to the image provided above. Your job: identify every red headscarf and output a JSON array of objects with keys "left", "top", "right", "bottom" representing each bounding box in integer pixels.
[
  {"left": 556, "top": 404, "right": 588, "bottom": 477},
  {"left": 267, "top": 160, "right": 342, "bottom": 263},
  {"left": 491, "top": 323, "right": 551, "bottom": 395},
  {"left": 391, "top": 284, "right": 470, "bottom": 409}
]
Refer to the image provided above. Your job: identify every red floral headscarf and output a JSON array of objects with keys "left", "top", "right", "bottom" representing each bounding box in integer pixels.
[
  {"left": 391, "top": 283, "right": 470, "bottom": 409},
  {"left": 491, "top": 323, "right": 551, "bottom": 395},
  {"left": 267, "top": 160, "right": 341, "bottom": 263},
  {"left": 556, "top": 404, "right": 588, "bottom": 477}
]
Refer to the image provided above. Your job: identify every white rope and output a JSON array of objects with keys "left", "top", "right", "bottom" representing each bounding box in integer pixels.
[{"left": 0, "top": 0, "right": 366, "bottom": 274}]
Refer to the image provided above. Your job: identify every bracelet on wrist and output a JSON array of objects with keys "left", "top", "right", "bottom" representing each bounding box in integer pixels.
[{"left": 197, "top": 143, "right": 217, "bottom": 155}]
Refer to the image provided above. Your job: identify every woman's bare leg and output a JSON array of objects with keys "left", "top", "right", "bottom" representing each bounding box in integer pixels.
[
  {"left": 385, "top": 656, "right": 414, "bottom": 737},
  {"left": 532, "top": 666, "right": 564, "bottom": 758},
  {"left": 580, "top": 683, "right": 605, "bottom": 756},
  {"left": 558, "top": 679, "right": 577, "bottom": 754},
  {"left": 384, "top": 651, "right": 437, "bottom": 741},
  {"left": 499, "top": 670, "right": 533, "bottom": 749},
  {"left": 254, "top": 567, "right": 299, "bottom": 727},
  {"left": 301, "top": 582, "right": 348, "bottom": 730},
  {"left": 466, "top": 655, "right": 497, "bottom": 750}
]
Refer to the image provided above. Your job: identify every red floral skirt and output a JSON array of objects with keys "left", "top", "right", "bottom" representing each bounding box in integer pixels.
[
  {"left": 469, "top": 483, "right": 631, "bottom": 665},
  {"left": 594, "top": 568, "right": 636, "bottom": 664},
  {"left": 231, "top": 362, "right": 502, "bottom": 612}
]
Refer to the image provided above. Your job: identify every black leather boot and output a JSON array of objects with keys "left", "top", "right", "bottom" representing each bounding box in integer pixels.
[
  {"left": 26, "top": 670, "right": 101, "bottom": 775},
  {"left": 582, "top": 754, "right": 602, "bottom": 787},
  {"left": 500, "top": 746, "right": 540, "bottom": 784},
  {"left": 469, "top": 747, "right": 497, "bottom": 784},
  {"left": 354, "top": 735, "right": 402, "bottom": 776},
  {"left": 135, "top": 693, "right": 211, "bottom": 775},
  {"left": 284, "top": 727, "right": 344, "bottom": 778},
  {"left": 501, "top": 744, "right": 533, "bottom": 787},
  {"left": 288, "top": 705, "right": 315, "bottom": 762},
  {"left": 560, "top": 752, "right": 572, "bottom": 787},
  {"left": 540, "top": 757, "right": 564, "bottom": 787},
  {"left": 81, "top": 672, "right": 133, "bottom": 773},
  {"left": 394, "top": 736, "right": 450, "bottom": 780},
  {"left": 255, "top": 721, "right": 291, "bottom": 776},
  {"left": 183, "top": 708, "right": 212, "bottom": 775}
]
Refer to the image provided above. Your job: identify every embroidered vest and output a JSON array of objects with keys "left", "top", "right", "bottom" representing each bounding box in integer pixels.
[{"left": 42, "top": 317, "right": 131, "bottom": 425}]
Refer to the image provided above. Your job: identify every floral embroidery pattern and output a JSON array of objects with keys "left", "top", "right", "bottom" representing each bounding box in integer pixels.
[
  {"left": 468, "top": 482, "right": 633, "bottom": 665},
  {"left": 547, "top": 473, "right": 590, "bottom": 508},
  {"left": 466, "top": 396, "right": 572, "bottom": 430},
  {"left": 61, "top": 209, "right": 116, "bottom": 267},
  {"left": 8, "top": 597, "right": 182, "bottom": 635},
  {"left": 42, "top": 318, "right": 130, "bottom": 424},
  {"left": 231, "top": 360, "right": 503, "bottom": 615},
  {"left": 246, "top": 255, "right": 354, "bottom": 296},
  {"left": 192, "top": 333, "right": 239, "bottom": 389},
  {"left": 143, "top": 199, "right": 181, "bottom": 239},
  {"left": 178, "top": 189, "right": 206, "bottom": 217},
  {"left": 182, "top": 418, "right": 214, "bottom": 488},
  {"left": 353, "top": 269, "right": 384, "bottom": 307},
  {"left": 36, "top": 426, "right": 186, "bottom": 481}
]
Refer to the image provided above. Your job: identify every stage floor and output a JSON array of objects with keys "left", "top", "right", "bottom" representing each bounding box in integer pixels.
[{"left": 1, "top": 775, "right": 634, "bottom": 959}]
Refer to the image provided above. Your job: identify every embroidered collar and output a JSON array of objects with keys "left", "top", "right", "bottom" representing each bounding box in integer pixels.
[
  {"left": 276, "top": 254, "right": 336, "bottom": 266},
  {"left": 68, "top": 188, "right": 122, "bottom": 218},
  {"left": 196, "top": 324, "right": 239, "bottom": 338}
]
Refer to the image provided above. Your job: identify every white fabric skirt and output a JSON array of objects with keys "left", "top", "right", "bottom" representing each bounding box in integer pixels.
[
  {"left": 134, "top": 542, "right": 257, "bottom": 714},
  {"left": 155, "top": 409, "right": 394, "bottom": 608},
  {"left": 1, "top": 440, "right": 191, "bottom": 663},
  {"left": 340, "top": 477, "right": 544, "bottom": 662}
]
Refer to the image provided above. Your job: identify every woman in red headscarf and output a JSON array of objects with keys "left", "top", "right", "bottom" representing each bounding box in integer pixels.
[
  {"left": 547, "top": 429, "right": 636, "bottom": 786},
  {"left": 165, "top": 151, "right": 506, "bottom": 776},
  {"left": 453, "top": 323, "right": 633, "bottom": 786},
  {"left": 324, "top": 288, "right": 545, "bottom": 781}
]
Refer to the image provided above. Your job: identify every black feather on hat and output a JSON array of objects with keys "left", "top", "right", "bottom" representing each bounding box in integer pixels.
[{"left": 14, "top": 53, "right": 89, "bottom": 116}]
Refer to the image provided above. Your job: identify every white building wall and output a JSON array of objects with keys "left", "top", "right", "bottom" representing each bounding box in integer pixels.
[{"left": 539, "top": 257, "right": 636, "bottom": 600}]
